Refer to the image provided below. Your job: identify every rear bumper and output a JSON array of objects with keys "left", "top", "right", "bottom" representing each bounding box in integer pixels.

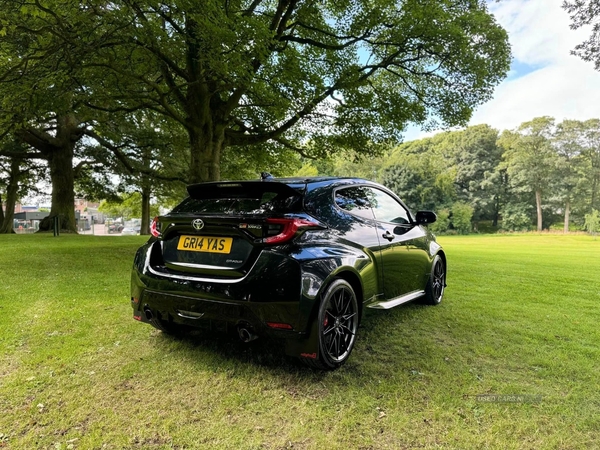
[
  {"left": 130, "top": 242, "right": 328, "bottom": 358},
  {"left": 130, "top": 268, "right": 324, "bottom": 358},
  {"left": 130, "top": 242, "right": 313, "bottom": 336},
  {"left": 131, "top": 285, "right": 304, "bottom": 340}
]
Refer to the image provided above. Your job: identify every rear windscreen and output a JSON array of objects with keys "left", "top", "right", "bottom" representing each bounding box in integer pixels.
[{"left": 171, "top": 192, "right": 303, "bottom": 215}]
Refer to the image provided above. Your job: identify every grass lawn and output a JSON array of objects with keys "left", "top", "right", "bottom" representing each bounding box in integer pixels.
[{"left": 0, "top": 233, "right": 599, "bottom": 449}]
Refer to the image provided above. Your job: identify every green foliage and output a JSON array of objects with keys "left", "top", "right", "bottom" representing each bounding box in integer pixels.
[
  {"left": 382, "top": 126, "right": 504, "bottom": 226},
  {"left": 221, "top": 146, "right": 302, "bottom": 181},
  {"left": 428, "top": 203, "right": 473, "bottom": 235},
  {"left": 498, "top": 117, "right": 558, "bottom": 231},
  {"left": 294, "top": 162, "right": 319, "bottom": 178},
  {"left": 429, "top": 208, "right": 450, "bottom": 234},
  {"left": 500, "top": 203, "right": 533, "bottom": 231},
  {"left": 448, "top": 125, "right": 505, "bottom": 221},
  {"left": 450, "top": 202, "right": 474, "bottom": 234},
  {"left": 74, "top": 167, "right": 121, "bottom": 203},
  {"left": 564, "top": 1, "right": 600, "bottom": 70},
  {"left": 499, "top": 117, "right": 557, "bottom": 192},
  {"left": 584, "top": 209, "right": 600, "bottom": 237},
  {"left": 276, "top": 118, "right": 600, "bottom": 236},
  {"left": 382, "top": 147, "right": 454, "bottom": 211},
  {"left": 69, "top": 0, "right": 510, "bottom": 181},
  {"left": 98, "top": 192, "right": 158, "bottom": 220},
  {"left": 330, "top": 150, "right": 388, "bottom": 181},
  {"left": 1, "top": 0, "right": 512, "bottom": 221},
  {"left": 578, "top": 119, "right": 600, "bottom": 213}
]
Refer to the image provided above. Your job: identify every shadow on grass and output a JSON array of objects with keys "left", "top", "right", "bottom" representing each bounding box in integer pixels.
[{"left": 147, "top": 301, "right": 439, "bottom": 379}]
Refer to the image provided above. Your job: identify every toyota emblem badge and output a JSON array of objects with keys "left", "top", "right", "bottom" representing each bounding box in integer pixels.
[{"left": 192, "top": 218, "right": 204, "bottom": 230}]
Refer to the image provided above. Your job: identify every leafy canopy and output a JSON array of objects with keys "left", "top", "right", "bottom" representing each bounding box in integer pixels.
[{"left": 84, "top": 0, "right": 510, "bottom": 179}]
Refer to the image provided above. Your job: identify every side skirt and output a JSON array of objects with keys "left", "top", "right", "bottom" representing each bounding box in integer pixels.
[{"left": 366, "top": 290, "right": 425, "bottom": 310}]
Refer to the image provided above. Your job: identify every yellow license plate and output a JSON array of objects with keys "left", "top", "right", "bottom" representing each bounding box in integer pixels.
[{"left": 177, "top": 236, "right": 233, "bottom": 254}]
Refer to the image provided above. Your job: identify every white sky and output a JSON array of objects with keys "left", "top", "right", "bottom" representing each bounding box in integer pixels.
[{"left": 405, "top": 0, "right": 600, "bottom": 140}]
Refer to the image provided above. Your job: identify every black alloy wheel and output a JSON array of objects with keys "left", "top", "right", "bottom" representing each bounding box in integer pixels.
[
  {"left": 304, "top": 279, "right": 359, "bottom": 370},
  {"left": 423, "top": 255, "right": 445, "bottom": 305}
]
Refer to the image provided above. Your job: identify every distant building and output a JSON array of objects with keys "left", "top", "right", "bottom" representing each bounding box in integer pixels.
[
  {"left": 13, "top": 211, "right": 50, "bottom": 233},
  {"left": 4, "top": 199, "right": 105, "bottom": 231}
]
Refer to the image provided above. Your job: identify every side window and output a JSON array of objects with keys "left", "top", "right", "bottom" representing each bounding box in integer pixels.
[
  {"left": 370, "top": 188, "right": 411, "bottom": 224},
  {"left": 334, "top": 187, "right": 375, "bottom": 220}
]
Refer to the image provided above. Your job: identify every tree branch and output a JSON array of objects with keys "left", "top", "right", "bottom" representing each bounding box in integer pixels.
[{"left": 84, "top": 130, "right": 187, "bottom": 183}]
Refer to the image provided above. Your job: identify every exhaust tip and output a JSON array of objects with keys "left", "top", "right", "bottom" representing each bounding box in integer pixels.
[
  {"left": 237, "top": 326, "right": 258, "bottom": 343},
  {"left": 143, "top": 306, "right": 154, "bottom": 321}
]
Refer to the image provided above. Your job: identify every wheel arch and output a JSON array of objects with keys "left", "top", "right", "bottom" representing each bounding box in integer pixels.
[
  {"left": 435, "top": 249, "right": 447, "bottom": 269},
  {"left": 316, "top": 268, "right": 364, "bottom": 322},
  {"left": 334, "top": 270, "right": 363, "bottom": 318}
]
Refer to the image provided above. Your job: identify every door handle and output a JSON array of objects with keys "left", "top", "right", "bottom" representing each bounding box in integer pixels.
[{"left": 382, "top": 230, "right": 395, "bottom": 241}]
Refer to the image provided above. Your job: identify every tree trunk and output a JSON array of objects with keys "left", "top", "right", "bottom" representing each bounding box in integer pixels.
[
  {"left": 188, "top": 125, "right": 224, "bottom": 183},
  {"left": 184, "top": 25, "right": 225, "bottom": 184},
  {"left": 564, "top": 199, "right": 570, "bottom": 234},
  {"left": 141, "top": 185, "right": 151, "bottom": 236},
  {"left": 592, "top": 171, "right": 599, "bottom": 212},
  {"left": 492, "top": 196, "right": 500, "bottom": 227},
  {"left": 0, "top": 192, "right": 4, "bottom": 225},
  {"left": 0, "top": 158, "right": 21, "bottom": 234},
  {"left": 38, "top": 142, "right": 77, "bottom": 232},
  {"left": 17, "top": 114, "right": 81, "bottom": 233},
  {"left": 535, "top": 189, "right": 543, "bottom": 232},
  {"left": 140, "top": 148, "right": 152, "bottom": 236}
]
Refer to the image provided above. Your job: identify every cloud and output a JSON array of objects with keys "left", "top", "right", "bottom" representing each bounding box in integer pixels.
[
  {"left": 406, "top": 0, "right": 600, "bottom": 140},
  {"left": 469, "top": 0, "right": 600, "bottom": 131},
  {"left": 489, "top": 0, "right": 579, "bottom": 66},
  {"left": 470, "top": 56, "right": 600, "bottom": 130}
]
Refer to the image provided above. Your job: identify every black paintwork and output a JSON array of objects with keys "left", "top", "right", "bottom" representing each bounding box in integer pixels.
[{"left": 131, "top": 177, "right": 446, "bottom": 366}]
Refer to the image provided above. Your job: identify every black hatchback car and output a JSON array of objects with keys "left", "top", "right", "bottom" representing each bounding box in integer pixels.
[{"left": 131, "top": 177, "right": 446, "bottom": 369}]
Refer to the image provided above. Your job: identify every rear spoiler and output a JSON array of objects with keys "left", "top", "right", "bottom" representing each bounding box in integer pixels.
[{"left": 187, "top": 181, "right": 305, "bottom": 200}]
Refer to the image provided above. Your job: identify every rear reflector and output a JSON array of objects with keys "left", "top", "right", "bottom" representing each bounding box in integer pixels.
[
  {"left": 263, "top": 218, "right": 320, "bottom": 244},
  {"left": 266, "top": 322, "right": 293, "bottom": 330}
]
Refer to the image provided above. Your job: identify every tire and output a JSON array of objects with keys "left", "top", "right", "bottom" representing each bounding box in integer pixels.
[
  {"left": 303, "top": 279, "right": 360, "bottom": 370},
  {"left": 423, "top": 255, "right": 446, "bottom": 305}
]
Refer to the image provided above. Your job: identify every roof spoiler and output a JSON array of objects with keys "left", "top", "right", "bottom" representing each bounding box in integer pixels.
[{"left": 186, "top": 181, "right": 304, "bottom": 200}]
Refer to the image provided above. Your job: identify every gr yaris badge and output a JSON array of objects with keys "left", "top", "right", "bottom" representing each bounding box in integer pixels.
[{"left": 192, "top": 218, "right": 204, "bottom": 230}]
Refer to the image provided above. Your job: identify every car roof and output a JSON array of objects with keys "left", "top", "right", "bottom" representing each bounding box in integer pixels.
[
  {"left": 186, "top": 177, "right": 374, "bottom": 199},
  {"left": 268, "top": 176, "right": 368, "bottom": 184}
]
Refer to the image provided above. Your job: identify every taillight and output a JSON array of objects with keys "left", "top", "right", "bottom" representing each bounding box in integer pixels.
[
  {"left": 150, "top": 217, "right": 161, "bottom": 238},
  {"left": 263, "top": 218, "right": 320, "bottom": 244}
]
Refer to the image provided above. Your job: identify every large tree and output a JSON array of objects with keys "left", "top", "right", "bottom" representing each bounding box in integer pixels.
[
  {"left": 499, "top": 117, "right": 558, "bottom": 232},
  {"left": 0, "top": 1, "right": 178, "bottom": 232},
  {"left": 84, "top": 0, "right": 510, "bottom": 183},
  {"left": 553, "top": 120, "right": 586, "bottom": 232},
  {"left": 579, "top": 119, "right": 600, "bottom": 213},
  {"left": 382, "top": 135, "right": 457, "bottom": 211},
  {"left": 0, "top": 138, "right": 47, "bottom": 233},
  {"left": 446, "top": 124, "right": 505, "bottom": 225},
  {"left": 0, "top": 1, "right": 97, "bottom": 231}
]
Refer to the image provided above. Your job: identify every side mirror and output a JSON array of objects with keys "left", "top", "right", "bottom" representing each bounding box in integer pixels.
[{"left": 416, "top": 210, "right": 437, "bottom": 225}]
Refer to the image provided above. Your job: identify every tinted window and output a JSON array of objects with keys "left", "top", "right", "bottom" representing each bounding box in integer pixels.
[
  {"left": 334, "top": 187, "right": 375, "bottom": 220},
  {"left": 172, "top": 191, "right": 301, "bottom": 215},
  {"left": 370, "top": 188, "right": 411, "bottom": 224}
]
